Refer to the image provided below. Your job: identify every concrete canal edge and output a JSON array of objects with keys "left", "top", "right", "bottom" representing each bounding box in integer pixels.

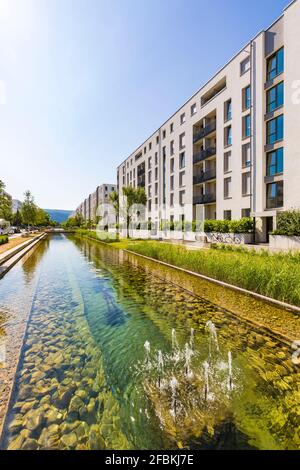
[
  {"left": 0, "top": 233, "right": 47, "bottom": 279},
  {"left": 0, "top": 233, "right": 47, "bottom": 443}
]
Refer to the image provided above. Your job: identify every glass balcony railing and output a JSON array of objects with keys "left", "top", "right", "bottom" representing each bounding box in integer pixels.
[
  {"left": 193, "top": 147, "right": 216, "bottom": 164},
  {"left": 193, "top": 169, "right": 216, "bottom": 185},
  {"left": 193, "top": 193, "right": 216, "bottom": 205},
  {"left": 193, "top": 120, "right": 216, "bottom": 143}
]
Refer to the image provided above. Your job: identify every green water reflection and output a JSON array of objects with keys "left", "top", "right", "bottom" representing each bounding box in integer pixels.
[{"left": 1, "top": 234, "right": 299, "bottom": 450}]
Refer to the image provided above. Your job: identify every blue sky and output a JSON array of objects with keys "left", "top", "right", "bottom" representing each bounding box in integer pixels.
[{"left": 0, "top": 0, "right": 289, "bottom": 210}]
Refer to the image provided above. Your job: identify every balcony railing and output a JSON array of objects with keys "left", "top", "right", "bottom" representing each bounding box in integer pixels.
[
  {"left": 193, "top": 193, "right": 216, "bottom": 205},
  {"left": 193, "top": 169, "right": 216, "bottom": 185},
  {"left": 193, "top": 147, "right": 216, "bottom": 164},
  {"left": 193, "top": 120, "right": 216, "bottom": 143}
]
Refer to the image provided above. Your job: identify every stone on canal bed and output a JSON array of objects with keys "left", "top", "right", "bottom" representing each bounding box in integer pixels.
[{"left": 60, "top": 431, "right": 78, "bottom": 449}]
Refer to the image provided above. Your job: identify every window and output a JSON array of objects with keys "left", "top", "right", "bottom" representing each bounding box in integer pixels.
[
  {"left": 148, "top": 170, "right": 152, "bottom": 183},
  {"left": 149, "top": 142, "right": 152, "bottom": 151},
  {"left": 224, "top": 210, "right": 232, "bottom": 221},
  {"left": 191, "top": 103, "right": 197, "bottom": 116},
  {"left": 243, "top": 114, "right": 251, "bottom": 138},
  {"left": 243, "top": 85, "right": 251, "bottom": 110},
  {"left": 170, "top": 122, "right": 174, "bottom": 133},
  {"left": 224, "top": 99, "right": 232, "bottom": 121},
  {"left": 170, "top": 175, "right": 174, "bottom": 191},
  {"left": 155, "top": 167, "right": 158, "bottom": 180},
  {"left": 179, "top": 190, "right": 185, "bottom": 206},
  {"left": 266, "top": 181, "right": 283, "bottom": 208},
  {"left": 224, "top": 151, "right": 231, "bottom": 173},
  {"left": 240, "top": 56, "right": 250, "bottom": 75},
  {"left": 224, "top": 126, "right": 232, "bottom": 146},
  {"left": 267, "top": 47, "right": 284, "bottom": 82},
  {"left": 267, "top": 82, "right": 284, "bottom": 113},
  {"left": 170, "top": 158, "right": 174, "bottom": 173},
  {"left": 156, "top": 135, "right": 159, "bottom": 144},
  {"left": 170, "top": 140, "right": 174, "bottom": 156},
  {"left": 155, "top": 152, "right": 158, "bottom": 165},
  {"left": 179, "top": 133, "right": 185, "bottom": 149},
  {"left": 162, "top": 129, "right": 166, "bottom": 139},
  {"left": 133, "top": 168, "right": 136, "bottom": 178},
  {"left": 162, "top": 146, "right": 166, "bottom": 158},
  {"left": 148, "top": 199, "right": 151, "bottom": 212},
  {"left": 267, "top": 115, "right": 284, "bottom": 144},
  {"left": 242, "top": 143, "right": 251, "bottom": 168},
  {"left": 148, "top": 157, "right": 152, "bottom": 169},
  {"left": 155, "top": 182, "right": 158, "bottom": 195},
  {"left": 224, "top": 177, "right": 232, "bottom": 199},
  {"left": 242, "top": 172, "right": 251, "bottom": 196},
  {"left": 179, "top": 171, "right": 185, "bottom": 187},
  {"left": 242, "top": 208, "right": 251, "bottom": 218},
  {"left": 148, "top": 186, "right": 152, "bottom": 197},
  {"left": 144, "top": 147, "right": 146, "bottom": 154},
  {"left": 180, "top": 113, "right": 186, "bottom": 125},
  {"left": 179, "top": 151, "right": 185, "bottom": 169},
  {"left": 170, "top": 193, "right": 174, "bottom": 207},
  {"left": 266, "top": 148, "right": 284, "bottom": 176}
]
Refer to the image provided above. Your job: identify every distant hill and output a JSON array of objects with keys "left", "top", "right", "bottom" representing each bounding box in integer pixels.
[{"left": 44, "top": 209, "right": 73, "bottom": 224}]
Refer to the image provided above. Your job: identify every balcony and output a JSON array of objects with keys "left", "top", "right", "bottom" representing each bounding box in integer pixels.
[
  {"left": 193, "top": 193, "right": 216, "bottom": 205},
  {"left": 193, "top": 121, "right": 216, "bottom": 143},
  {"left": 193, "top": 169, "right": 216, "bottom": 185},
  {"left": 193, "top": 147, "right": 216, "bottom": 164}
]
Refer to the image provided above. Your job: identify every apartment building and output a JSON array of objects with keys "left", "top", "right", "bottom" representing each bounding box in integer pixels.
[
  {"left": 75, "top": 183, "right": 116, "bottom": 221},
  {"left": 117, "top": 0, "right": 300, "bottom": 242}
]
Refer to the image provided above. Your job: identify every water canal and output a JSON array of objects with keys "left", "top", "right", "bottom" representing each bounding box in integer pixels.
[{"left": 0, "top": 234, "right": 299, "bottom": 450}]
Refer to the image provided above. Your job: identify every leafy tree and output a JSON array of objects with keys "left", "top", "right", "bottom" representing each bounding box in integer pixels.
[
  {"left": 12, "top": 209, "right": 23, "bottom": 227},
  {"left": 21, "top": 191, "right": 38, "bottom": 227},
  {"left": 122, "top": 186, "right": 147, "bottom": 237},
  {"left": 35, "top": 208, "right": 52, "bottom": 227},
  {"left": 109, "top": 191, "right": 119, "bottom": 222},
  {"left": 0, "top": 180, "right": 13, "bottom": 222}
]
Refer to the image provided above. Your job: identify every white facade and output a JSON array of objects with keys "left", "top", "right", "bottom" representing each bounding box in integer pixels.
[
  {"left": 75, "top": 183, "right": 116, "bottom": 221},
  {"left": 117, "top": 0, "right": 300, "bottom": 242}
]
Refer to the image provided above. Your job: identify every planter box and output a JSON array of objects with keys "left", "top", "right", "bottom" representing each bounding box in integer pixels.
[
  {"left": 269, "top": 235, "right": 300, "bottom": 250},
  {"left": 205, "top": 232, "right": 254, "bottom": 245}
]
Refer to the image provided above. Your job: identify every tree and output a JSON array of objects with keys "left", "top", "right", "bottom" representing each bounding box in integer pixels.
[
  {"left": 21, "top": 191, "right": 38, "bottom": 227},
  {"left": 0, "top": 180, "right": 13, "bottom": 222},
  {"left": 12, "top": 209, "right": 23, "bottom": 227},
  {"left": 109, "top": 191, "right": 119, "bottom": 223},
  {"left": 122, "top": 186, "right": 147, "bottom": 238},
  {"left": 35, "top": 208, "right": 52, "bottom": 227}
]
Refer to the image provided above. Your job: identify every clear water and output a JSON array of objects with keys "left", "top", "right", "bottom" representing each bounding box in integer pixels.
[{"left": 0, "top": 234, "right": 299, "bottom": 450}]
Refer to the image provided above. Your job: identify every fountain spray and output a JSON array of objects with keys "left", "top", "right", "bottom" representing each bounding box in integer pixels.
[
  {"left": 228, "top": 351, "right": 233, "bottom": 391},
  {"left": 203, "top": 361, "right": 210, "bottom": 401},
  {"left": 157, "top": 350, "right": 164, "bottom": 389},
  {"left": 170, "top": 377, "right": 178, "bottom": 420}
]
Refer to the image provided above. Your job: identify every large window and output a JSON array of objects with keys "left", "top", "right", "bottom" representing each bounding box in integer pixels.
[
  {"left": 267, "top": 47, "right": 284, "bottom": 82},
  {"left": 242, "top": 143, "right": 251, "bottom": 168},
  {"left": 243, "top": 114, "right": 251, "bottom": 138},
  {"left": 224, "top": 177, "right": 232, "bottom": 199},
  {"left": 243, "top": 85, "right": 251, "bottom": 110},
  {"left": 266, "top": 114, "right": 284, "bottom": 144},
  {"left": 179, "top": 151, "right": 185, "bottom": 169},
  {"left": 242, "top": 172, "right": 251, "bottom": 196},
  {"left": 267, "top": 82, "right": 284, "bottom": 113},
  {"left": 224, "top": 125, "right": 232, "bottom": 146},
  {"left": 224, "top": 99, "right": 232, "bottom": 122},
  {"left": 266, "top": 181, "right": 283, "bottom": 209},
  {"left": 266, "top": 148, "right": 284, "bottom": 176}
]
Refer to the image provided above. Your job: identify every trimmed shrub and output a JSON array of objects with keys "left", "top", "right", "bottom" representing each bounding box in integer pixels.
[
  {"left": 204, "top": 218, "right": 253, "bottom": 234},
  {"left": 0, "top": 235, "right": 9, "bottom": 245},
  {"left": 274, "top": 210, "right": 300, "bottom": 236}
]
